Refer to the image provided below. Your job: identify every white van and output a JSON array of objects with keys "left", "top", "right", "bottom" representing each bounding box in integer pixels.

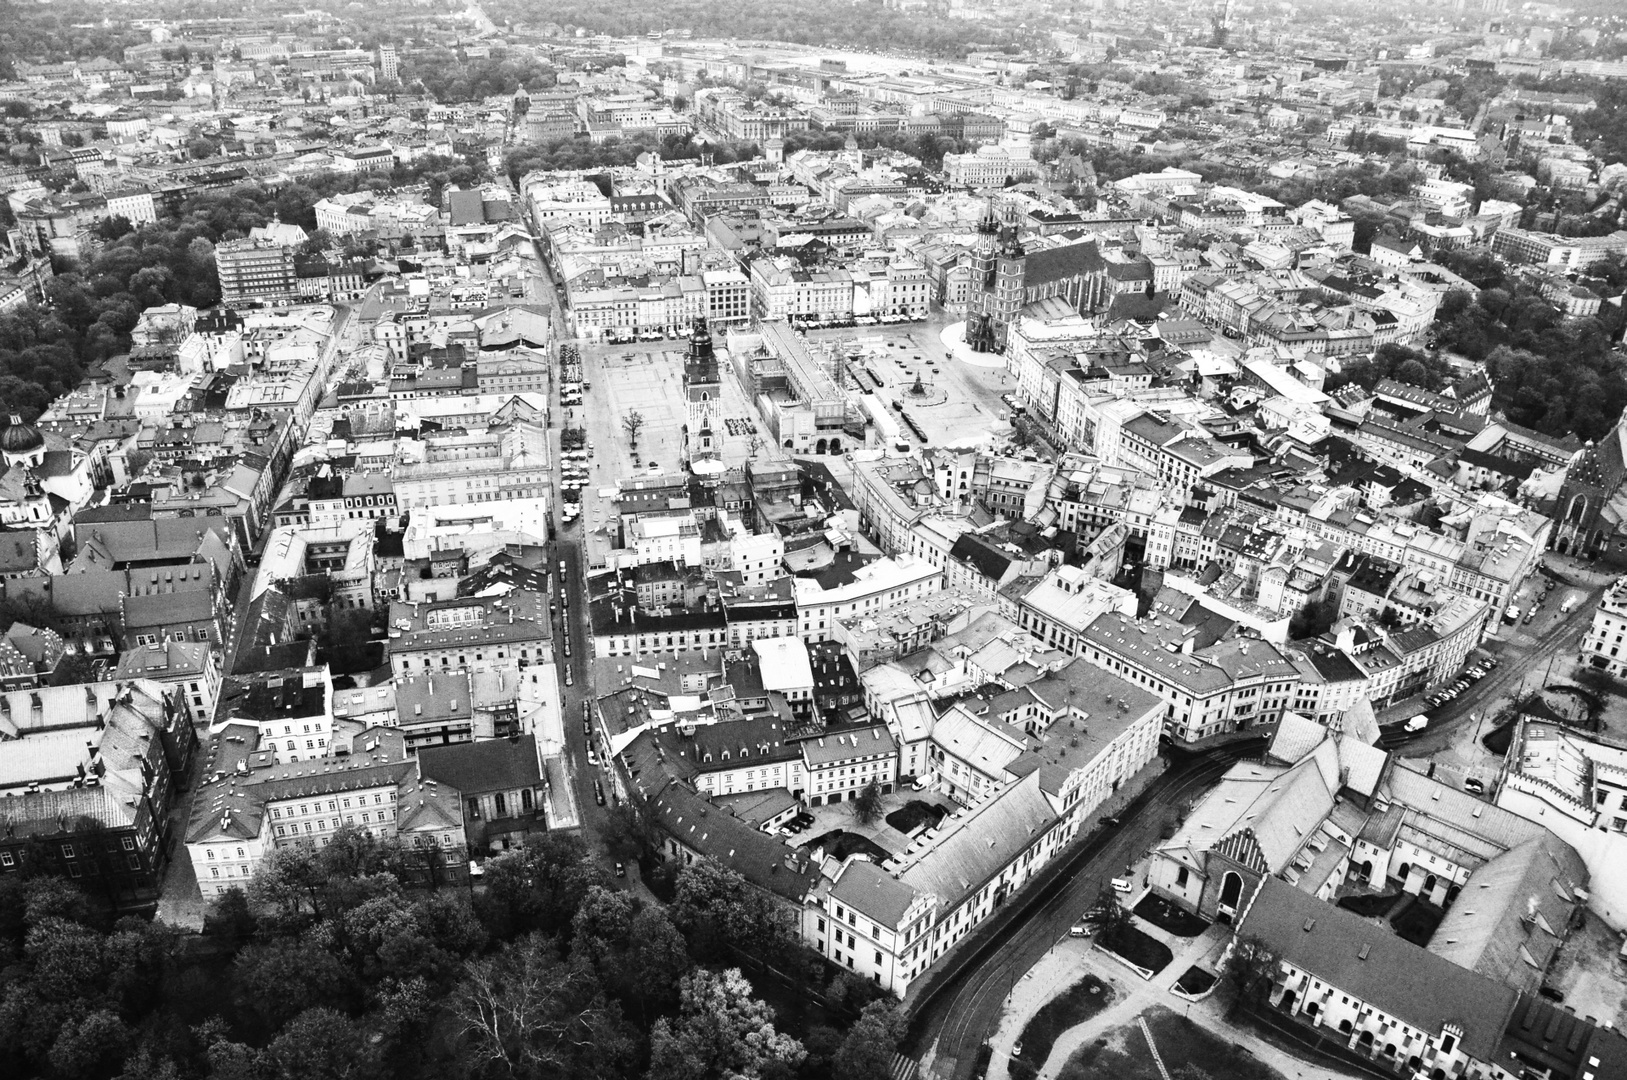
[
  {"left": 1405, "top": 714, "right": 1429, "bottom": 733},
  {"left": 1111, "top": 877, "right": 1134, "bottom": 895}
]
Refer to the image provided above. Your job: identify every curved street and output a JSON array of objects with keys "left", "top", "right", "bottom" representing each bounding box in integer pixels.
[{"left": 905, "top": 743, "right": 1260, "bottom": 1080}]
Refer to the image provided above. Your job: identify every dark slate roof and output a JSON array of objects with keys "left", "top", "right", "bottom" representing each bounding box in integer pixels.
[
  {"left": 1023, "top": 239, "right": 1104, "bottom": 288},
  {"left": 949, "top": 533, "right": 1016, "bottom": 584},
  {"left": 418, "top": 735, "right": 543, "bottom": 795},
  {"left": 447, "top": 189, "right": 485, "bottom": 226},
  {"left": 1497, "top": 993, "right": 1627, "bottom": 1080},
  {"left": 1238, "top": 877, "right": 1517, "bottom": 1061}
]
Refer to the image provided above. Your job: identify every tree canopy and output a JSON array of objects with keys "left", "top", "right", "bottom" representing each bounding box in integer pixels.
[{"left": 0, "top": 832, "right": 890, "bottom": 1080}]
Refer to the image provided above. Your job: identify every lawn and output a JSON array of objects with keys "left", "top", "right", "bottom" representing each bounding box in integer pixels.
[
  {"left": 1008, "top": 975, "right": 1115, "bottom": 1080},
  {"left": 886, "top": 799, "right": 946, "bottom": 835},
  {"left": 1173, "top": 966, "right": 1217, "bottom": 997},
  {"left": 1336, "top": 891, "right": 1400, "bottom": 918},
  {"left": 1056, "top": 1006, "right": 1285, "bottom": 1080},
  {"left": 1097, "top": 924, "right": 1174, "bottom": 977},
  {"left": 800, "top": 829, "right": 891, "bottom": 863},
  {"left": 1389, "top": 896, "right": 1445, "bottom": 947},
  {"left": 1133, "top": 894, "right": 1210, "bottom": 937},
  {"left": 1482, "top": 722, "right": 1514, "bottom": 756}
]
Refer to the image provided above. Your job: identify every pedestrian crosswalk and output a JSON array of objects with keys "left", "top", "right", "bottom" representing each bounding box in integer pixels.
[{"left": 889, "top": 1052, "right": 919, "bottom": 1080}]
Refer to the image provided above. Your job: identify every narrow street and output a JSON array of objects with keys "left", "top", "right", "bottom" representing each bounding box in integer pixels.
[{"left": 906, "top": 745, "right": 1261, "bottom": 1080}]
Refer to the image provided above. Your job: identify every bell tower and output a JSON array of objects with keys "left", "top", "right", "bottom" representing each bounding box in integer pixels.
[
  {"left": 965, "top": 200, "right": 1002, "bottom": 353},
  {"left": 684, "top": 317, "right": 722, "bottom": 461}
]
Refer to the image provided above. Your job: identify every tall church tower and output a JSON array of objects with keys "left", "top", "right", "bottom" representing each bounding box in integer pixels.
[
  {"left": 966, "top": 201, "right": 1026, "bottom": 353},
  {"left": 683, "top": 317, "right": 722, "bottom": 461},
  {"left": 965, "top": 201, "right": 1002, "bottom": 353}
]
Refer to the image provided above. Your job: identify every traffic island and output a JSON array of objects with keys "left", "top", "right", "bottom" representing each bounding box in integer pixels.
[
  {"left": 1007, "top": 975, "right": 1115, "bottom": 1080},
  {"left": 1132, "top": 893, "right": 1211, "bottom": 937},
  {"left": 1096, "top": 924, "right": 1174, "bottom": 980},
  {"left": 1054, "top": 1006, "right": 1286, "bottom": 1080}
]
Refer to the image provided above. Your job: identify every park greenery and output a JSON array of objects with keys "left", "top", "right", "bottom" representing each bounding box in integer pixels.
[
  {"left": 1433, "top": 279, "right": 1627, "bottom": 442},
  {"left": 0, "top": 826, "right": 905, "bottom": 1080},
  {"left": 1324, "top": 342, "right": 1459, "bottom": 397},
  {"left": 394, "top": 49, "right": 559, "bottom": 103},
  {"left": 487, "top": 0, "right": 1034, "bottom": 58},
  {"left": 503, "top": 135, "right": 762, "bottom": 185},
  {"left": 0, "top": 156, "right": 481, "bottom": 420}
]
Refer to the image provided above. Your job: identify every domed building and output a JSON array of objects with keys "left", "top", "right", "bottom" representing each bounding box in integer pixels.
[
  {"left": 0, "top": 415, "right": 45, "bottom": 469},
  {"left": 0, "top": 415, "right": 95, "bottom": 530}
]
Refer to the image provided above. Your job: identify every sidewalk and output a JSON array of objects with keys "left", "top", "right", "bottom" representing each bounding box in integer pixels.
[{"left": 982, "top": 879, "right": 1370, "bottom": 1080}]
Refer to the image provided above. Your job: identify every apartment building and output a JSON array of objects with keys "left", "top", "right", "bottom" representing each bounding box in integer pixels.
[
  {"left": 1580, "top": 580, "right": 1627, "bottom": 678},
  {"left": 1078, "top": 610, "right": 1299, "bottom": 742},
  {"left": 818, "top": 660, "right": 1163, "bottom": 995},
  {"left": 215, "top": 239, "right": 300, "bottom": 305},
  {"left": 793, "top": 556, "right": 944, "bottom": 641},
  {"left": 0, "top": 680, "right": 197, "bottom": 910},
  {"left": 185, "top": 725, "right": 463, "bottom": 898},
  {"left": 386, "top": 592, "right": 553, "bottom": 675}
]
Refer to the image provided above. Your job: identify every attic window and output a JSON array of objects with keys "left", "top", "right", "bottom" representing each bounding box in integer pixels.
[
  {"left": 1302, "top": 918, "right": 1315, "bottom": 932},
  {"left": 1357, "top": 943, "right": 1370, "bottom": 960}
]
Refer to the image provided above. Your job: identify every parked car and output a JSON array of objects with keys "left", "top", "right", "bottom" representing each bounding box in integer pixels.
[
  {"left": 1110, "top": 877, "right": 1134, "bottom": 895},
  {"left": 1463, "top": 777, "right": 1486, "bottom": 794},
  {"left": 1069, "top": 922, "right": 1092, "bottom": 938},
  {"left": 594, "top": 781, "right": 605, "bottom": 806},
  {"left": 587, "top": 748, "right": 598, "bottom": 766},
  {"left": 615, "top": 862, "right": 625, "bottom": 878}
]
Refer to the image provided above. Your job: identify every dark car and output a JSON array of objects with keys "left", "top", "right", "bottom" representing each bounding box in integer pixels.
[{"left": 594, "top": 781, "right": 606, "bottom": 807}]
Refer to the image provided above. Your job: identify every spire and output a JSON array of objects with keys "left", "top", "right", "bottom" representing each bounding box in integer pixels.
[{"left": 978, "top": 196, "right": 999, "bottom": 237}]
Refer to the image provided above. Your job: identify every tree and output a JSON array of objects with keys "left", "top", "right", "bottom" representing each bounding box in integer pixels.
[
  {"left": 233, "top": 938, "right": 360, "bottom": 1033},
  {"left": 48, "top": 653, "right": 96, "bottom": 687},
  {"left": 1081, "top": 886, "right": 1131, "bottom": 937},
  {"left": 477, "top": 833, "right": 607, "bottom": 940},
  {"left": 833, "top": 1000, "right": 906, "bottom": 1080},
  {"left": 647, "top": 968, "right": 804, "bottom": 1080},
  {"left": 1288, "top": 594, "right": 1339, "bottom": 641},
  {"left": 568, "top": 887, "right": 689, "bottom": 1022},
  {"left": 317, "top": 607, "right": 378, "bottom": 676},
  {"left": 451, "top": 934, "right": 633, "bottom": 1080},
  {"left": 671, "top": 860, "right": 790, "bottom": 963},
  {"left": 600, "top": 802, "right": 655, "bottom": 861},
  {"left": 47, "top": 1008, "right": 130, "bottom": 1080},
  {"left": 1223, "top": 933, "right": 1281, "bottom": 1015},
  {"left": 852, "top": 780, "right": 883, "bottom": 825},
  {"left": 261, "top": 1007, "right": 384, "bottom": 1080},
  {"left": 622, "top": 410, "right": 645, "bottom": 450}
]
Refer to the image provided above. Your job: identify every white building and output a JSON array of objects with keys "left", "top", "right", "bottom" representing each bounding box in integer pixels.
[{"left": 794, "top": 556, "right": 944, "bottom": 641}]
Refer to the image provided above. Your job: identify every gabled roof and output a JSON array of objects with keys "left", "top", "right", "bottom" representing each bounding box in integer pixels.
[
  {"left": 418, "top": 735, "right": 542, "bottom": 795},
  {"left": 830, "top": 857, "right": 921, "bottom": 930},
  {"left": 1426, "top": 833, "right": 1587, "bottom": 992},
  {"left": 1240, "top": 877, "right": 1518, "bottom": 1061},
  {"left": 897, "top": 770, "right": 1056, "bottom": 911},
  {"left": 645, "top": 777, "right": 819, "bottom": 904}
]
